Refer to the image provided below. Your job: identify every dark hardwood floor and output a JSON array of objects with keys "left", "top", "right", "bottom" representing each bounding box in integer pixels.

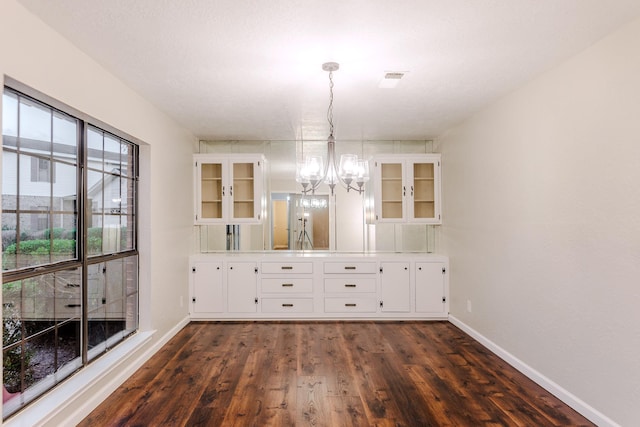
[{"left": 79, "top": 321, "right": 594, "bottom": 426}]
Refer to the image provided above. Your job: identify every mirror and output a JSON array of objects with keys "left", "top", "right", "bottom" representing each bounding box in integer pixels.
[
  {"left": 196, "top": 139, "right": 437, "bottom": 253},
  {"left": 271, "top": 193, "right": 330, "bottom": 250}
]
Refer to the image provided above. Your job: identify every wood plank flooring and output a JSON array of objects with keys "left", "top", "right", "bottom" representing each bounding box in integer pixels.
[{"left": 79, "top": 321, "right": 594, "bottom": 426}]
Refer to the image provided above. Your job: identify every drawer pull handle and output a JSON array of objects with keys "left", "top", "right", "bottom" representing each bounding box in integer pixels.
[
  {"left": 344, "top": 284, "right": 356, "bottom": 288},
  {"left": 65, "top": 283, "right": 80, "bottom": 288},
  {"left": 344, "top": 266, "right": 356, "bottom": 270},
  {"left": 282, "top": 303, "right": 294, "bottom": 307},
  {"left": 65, "top": 304, "right": 81, "bottom": 308},
  {"left": 282, "top": 283, "right": 294, "bottom": 287},
  {"left": 281, "top": 266, "right": 293, "bottom": 270},
  {"left": 345, "top": 303, "right": 357, "bottom": 307}
]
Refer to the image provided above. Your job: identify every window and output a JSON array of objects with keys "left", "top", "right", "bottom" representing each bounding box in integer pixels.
[
  {"left": 2, "top": 87, "right": 139, "bottom": 419},
  {"left": 30, "top": 157, "right": 56, "bottom": 183}
]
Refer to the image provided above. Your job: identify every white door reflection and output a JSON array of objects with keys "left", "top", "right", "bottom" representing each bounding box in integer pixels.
[{"left": 271, "top": 193, "right": 330, "bottom": 250}]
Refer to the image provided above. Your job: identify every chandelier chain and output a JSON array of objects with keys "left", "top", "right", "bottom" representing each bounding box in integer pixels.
[{"left": 327, "top": 70, "right": 334, "bottom": 136}]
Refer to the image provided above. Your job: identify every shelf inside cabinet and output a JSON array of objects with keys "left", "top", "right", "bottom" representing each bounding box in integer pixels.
[
  {"left": 201, "top": 163, "right": 223, "bottom": 180},
  {"left": 233, "top": 201, "right": 255, "bottom": 219},
  {"left": 381, "top": 202, "right": 403, "bottom": 219},
  {"left": 202, "top": 201, "right": 223, "bottom": 218},
  {"left": 413, "top": 201, "right": 435, "bottom": 218},
  {"left": 413, "top": 163, "right": 434, "bottom": 179}
]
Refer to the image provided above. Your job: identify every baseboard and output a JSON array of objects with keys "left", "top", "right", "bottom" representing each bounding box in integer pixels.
[
  {"left": 5, "top": 315, "right": 191, "bottom": 427},
  {"left": 448, "top": 315, "right": 619, "bottom": 427}
]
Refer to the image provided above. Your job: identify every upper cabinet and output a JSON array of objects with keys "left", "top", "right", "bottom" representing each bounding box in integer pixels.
[
  {"left": 373, "top": 154, "right": 441, "bottom": 224},
  {"left": 194, "top": 154, "right": 265, "bottom": 224}
]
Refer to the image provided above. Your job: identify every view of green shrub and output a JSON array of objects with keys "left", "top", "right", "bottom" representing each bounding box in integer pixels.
[
  {"left": 43, "top": 228, "right": 62, "bottom": 239},
  {"left": 4, "top": 239, "right": 76, "bottom": 255}
]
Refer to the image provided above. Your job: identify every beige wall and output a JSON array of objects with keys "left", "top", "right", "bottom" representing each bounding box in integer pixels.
[
  {"left": 1, "top": 0, "right": 196, "bottom": 423},
  {"left": 438, "top": 16, "right": 640, "bottom": 426}
]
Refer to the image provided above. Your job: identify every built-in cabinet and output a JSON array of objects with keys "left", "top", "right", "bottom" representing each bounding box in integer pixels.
[
  {"left": 373, "top": 154, "right": 441, "bottom": 224},
  {"left": 227, "top": 262, "right": 258, "bottom": 313},
  {"left": 415, "top": 262, "right": 447, "bottom": 313},
  {"left": 191, "top": 261, "right": 223, "bottom": 313},
  {"left": 193, "top": 153, "right": 264, "bottom": 224},
  {"left": 380, "top": 262, "right": 411, "bottom": 312},
  {"left": 189, "top": 253, "right": 448, "bottom": 320}
]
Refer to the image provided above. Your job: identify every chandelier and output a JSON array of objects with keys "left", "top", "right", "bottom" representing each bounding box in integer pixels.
[{"left": 296, "top": 62, "right": 369, "bottom": 195}]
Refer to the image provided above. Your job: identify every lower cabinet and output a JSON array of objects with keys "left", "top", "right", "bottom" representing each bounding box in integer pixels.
[
  {"left": 324, "top": 297, "right": 378, "bottom": 313},
  {"left": 379, "top": 262, "right": 410, "bottom": 312},
  {"left": 227, "top": 262, "right": 257, "bottom": 313},
  {"left": 415, "top": 262, "right": 446, "bottom": 313},
  {"left": 262, "top": 298, "right": 314, "bottom": 313},
  {"left": 189, "top": 254, "right": 448, "bottom": 320},
  {"left": 191, "top": 261, "right": 223, "bottom": 315}
]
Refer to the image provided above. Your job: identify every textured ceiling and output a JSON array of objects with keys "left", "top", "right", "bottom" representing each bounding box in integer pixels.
[{"left": 17, "top": 0, "right": 640, "bottom": 141}]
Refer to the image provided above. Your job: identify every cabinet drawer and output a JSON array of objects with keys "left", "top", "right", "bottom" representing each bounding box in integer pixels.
[
  {"left": 261, "top": 262, "right": 313, "bottom": 274},
  {"left": 324, "top": 278, "right": 376, "bottom": 293},
  {"left": 324, "top": 297, "right": 377, "bottom": 313},
  {"left": 261, "top": 298, "right": 314, "bottom": 313},
  {"left": 261, "top": 278, "right": 313, "bottom": 293},
  {"left": 323, "top": 262, "right": 376, "bottom": 274}
]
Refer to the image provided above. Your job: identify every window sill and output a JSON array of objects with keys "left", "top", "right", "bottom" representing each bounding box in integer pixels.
[{"left": 4, "top": 330, "right": 155, "bottom": 427}]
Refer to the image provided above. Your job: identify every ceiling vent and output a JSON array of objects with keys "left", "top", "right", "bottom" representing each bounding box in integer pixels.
[
  {"left": 384, "top": 72, "right": 405, "bottom": 80},
  {"left": 379, "top": 71, "right": 406, "bottom": 88}
]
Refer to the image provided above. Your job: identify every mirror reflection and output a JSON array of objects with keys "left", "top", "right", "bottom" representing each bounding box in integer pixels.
[
  {"left": 271, "top": 193, "right": 330, "bottom": 250},
  {"left": 196, "top": 140, "right": 437, "bottom": 253}
]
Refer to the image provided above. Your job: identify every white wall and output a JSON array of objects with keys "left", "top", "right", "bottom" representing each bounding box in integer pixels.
[
  {"left": 1, "top": 0, "right": 196, "bottom": 423},
  {"left": 438, "top": 16, "right": 640, "bottom": 427}
]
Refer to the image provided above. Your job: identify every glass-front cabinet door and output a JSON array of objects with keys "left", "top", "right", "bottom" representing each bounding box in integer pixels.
[
  {"left": 230, "top": 161, "right": 257, "bottom": 221},
  {"left": 194, "top": 154, "right": 264, "bottom": 224},
  {"left": 376, "top": 160, "right": 405, "bottom": 222},
  {"left": 373, "top": 154, "right": 441, "bottom": 224},
  {"left": 198, "top": 160, "right": 225, "bottom": 221},
  {"left": 408, "top": 160, "right": 438, "bottom": 222}
]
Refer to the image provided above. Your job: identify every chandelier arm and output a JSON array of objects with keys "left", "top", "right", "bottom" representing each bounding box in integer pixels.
[{"left": 335, "top": 177, "right": 364, "bottom": 194}]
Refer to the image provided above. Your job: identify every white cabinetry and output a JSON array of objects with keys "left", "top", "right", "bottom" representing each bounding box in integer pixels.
[
  {"left": 191, "top": 261, "right": 223, "bottom": 315},
  {"left": 194, "top": 153, "right": 264, "bottom": 224},
  {"left": 415, "top": 262, "right": 446, "bottom": 313},
  {"left": 379, "top": 262, "right": 410, "bottom": 312},
  {"left": 324, "top": 262, "right": 377, "bottom": 313},
  {"left": 189, "top": 254, "right": 448, "bottom": 320},
  {"left": 373, "top": 154, "right": 441, "bottom": 224},
  {"left": 260, "top": 261, "right": 314, "bottom": 315},
  {"left": 227, "top": 262, "right": 257, "bottom": 313}
]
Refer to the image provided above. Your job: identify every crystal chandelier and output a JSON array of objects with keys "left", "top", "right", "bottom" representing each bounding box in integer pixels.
[{"left": 296, "top": 62, "right": 369, "bottom": 195}]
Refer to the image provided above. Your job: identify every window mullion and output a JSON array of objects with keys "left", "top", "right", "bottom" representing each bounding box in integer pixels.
[{"left": 79, "top": 120, "right": 89, "bottom": 366}]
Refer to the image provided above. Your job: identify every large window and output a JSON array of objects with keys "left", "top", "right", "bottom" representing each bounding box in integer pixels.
[{"left": 2, "top": 87, "right": 139, "bottom": 418}]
